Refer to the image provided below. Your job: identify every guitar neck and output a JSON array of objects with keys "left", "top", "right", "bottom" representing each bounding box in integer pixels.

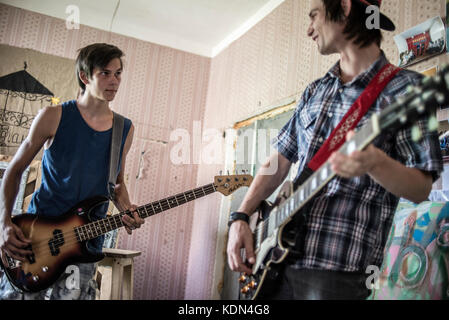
[
  {"left": 75, "top": 183, "right": 217, "bottom": 242},
  {"left": 261, "top": 115, "right": 381, "bottom": 239}
]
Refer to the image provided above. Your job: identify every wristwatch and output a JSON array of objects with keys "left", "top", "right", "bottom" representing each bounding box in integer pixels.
[{"left": 228, "top": 212, "right": 250, "bottom": 227}]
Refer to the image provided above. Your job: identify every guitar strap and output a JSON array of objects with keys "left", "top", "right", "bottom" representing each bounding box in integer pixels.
[
  {"left": 108, "top": 111, "right": 125, "bottom": 201},
  {"left": 293, "top": 63, "right": 400, "bottom": 191}
]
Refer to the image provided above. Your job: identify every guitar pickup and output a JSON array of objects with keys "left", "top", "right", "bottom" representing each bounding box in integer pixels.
[{"left": 25, "top": 244, "right": 35, "bottom": 264}]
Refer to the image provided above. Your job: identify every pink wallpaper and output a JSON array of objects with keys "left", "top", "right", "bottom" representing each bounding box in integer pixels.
[{"left": 202, "top": 0, "right": 447, "bottom": 131}]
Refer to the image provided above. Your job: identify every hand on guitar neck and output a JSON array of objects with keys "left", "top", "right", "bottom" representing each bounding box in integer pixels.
[
  {"left": 330, "top": 130, "right": 433, "bottom": 204},
  {"left": 329, "top": 131, "right": 382, "bottom": 178},
  {"left": 120, "top": 204, "right": 145, "bottom": 235}
]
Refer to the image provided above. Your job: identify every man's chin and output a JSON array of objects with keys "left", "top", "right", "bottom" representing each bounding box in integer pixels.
[
  {"left": 97, "top": 96, "right": 115, "bottom": 103},
  {"left": 318, "top": 47, "right": 334, "bottom": 56},
  {"left": 104, "top": 93, "right": 117, "bottom": 102},
  {"left": 315, "top": 42, "right": 332, "bottom": 55}
]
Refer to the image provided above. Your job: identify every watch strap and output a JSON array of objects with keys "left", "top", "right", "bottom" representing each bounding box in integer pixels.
[{"left": 228, "top": 211, "right": 250, "bottom": 227}]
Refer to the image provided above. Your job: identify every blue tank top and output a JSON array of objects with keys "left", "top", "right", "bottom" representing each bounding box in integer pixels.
[{"left": 28, "top": 100, "right": 131, "bottom": 251}]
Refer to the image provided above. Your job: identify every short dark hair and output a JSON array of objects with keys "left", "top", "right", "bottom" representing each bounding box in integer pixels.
[
  {"left": 75, "top": 43, "right": 124, "bottom": 93},
  {"left": 321, "top": 0, "right": 382, "bottom": 48}
]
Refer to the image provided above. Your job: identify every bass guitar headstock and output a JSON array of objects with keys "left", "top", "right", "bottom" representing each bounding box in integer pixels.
[{"left": 215, "top": 173, "right": 253, "bottom": 196}]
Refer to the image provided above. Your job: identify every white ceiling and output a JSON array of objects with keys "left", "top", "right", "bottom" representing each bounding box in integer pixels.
[{"left": 1, "top": 0, "right": 285, "bottom": 57}]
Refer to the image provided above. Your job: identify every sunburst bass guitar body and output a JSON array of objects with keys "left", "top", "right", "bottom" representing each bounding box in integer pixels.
[{"left": 1, "top": 196, "right": 108, "bottom": 293}]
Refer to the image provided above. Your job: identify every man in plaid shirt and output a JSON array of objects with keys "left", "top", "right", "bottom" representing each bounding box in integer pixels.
[{"left": 227, "top": 0, "right": 444, "bottom": 299}]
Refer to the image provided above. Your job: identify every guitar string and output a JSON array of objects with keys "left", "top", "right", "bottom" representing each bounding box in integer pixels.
[
  {"left": 24, "top": 188, "right": 218, "bottom": 261},
  {"left": 27, "top": 184, "right": 217, "bottom": 253},
  {"left": 23, "top": 185, "right": 218, "bottom": 257},
  {"left": 29, "top": 179, "right": 286, "bottom": 259},
  {"left": 252, "top": 185, "right": 308, "bottom": 248},
  {"left": 252, "top": 157, "right": 351, "bottom": 246}
]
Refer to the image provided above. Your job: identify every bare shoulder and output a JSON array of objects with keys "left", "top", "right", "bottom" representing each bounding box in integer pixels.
[
  {"left": 38, "top": 105, "right": 62, "bottom": 122},
  {"left": 30, "top": 105, "right": 62, "bottom": 139},
  {"left": 8, "top": 105, "right": 63, "bottom": 170}
]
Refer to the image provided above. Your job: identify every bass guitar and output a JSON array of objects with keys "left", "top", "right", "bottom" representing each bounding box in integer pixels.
[
  {"left": 238, "top": 65, "right": 449, "bottom": 300},
  {"left": 0, "top": 174, "right": 252, "bottom": 293}
]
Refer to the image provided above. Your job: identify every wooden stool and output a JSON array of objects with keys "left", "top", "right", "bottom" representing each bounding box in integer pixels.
[{"left": 96, "top": 248, "right": 141, "bottom": 300}]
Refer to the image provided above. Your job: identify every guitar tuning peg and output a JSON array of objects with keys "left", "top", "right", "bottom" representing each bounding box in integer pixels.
[
  {"left": 436, "top": 92, "right": 445, "bottom": 104},
  {"left": 411, "top": 125, "right": 422, "bottom": 142},
  {"left": 219, "top": 170, "right": 223, "bottom": 175},
  {"left": 422, "top": 91, "right": 434, "bottom": 103},
  {"left": 227, "top": 170, "right": 230, "bottom": 176},
  {"left": 399, "top": 115, "right": 408, "bottom": 125},
  {"left": 428, "top": 116, "right": 438, "bottom": 132},
  {"left": 416, "top": 103, "right": 425, "bottom": 114}
]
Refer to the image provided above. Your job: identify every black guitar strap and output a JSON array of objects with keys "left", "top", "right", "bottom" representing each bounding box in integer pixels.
[{"left": 108, "top": 111, "right": 125, "bottom": 201}]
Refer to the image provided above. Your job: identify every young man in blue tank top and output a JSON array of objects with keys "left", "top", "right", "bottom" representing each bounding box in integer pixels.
[{"left": 0, "top": 43, "right": 144, "bottom": 299}]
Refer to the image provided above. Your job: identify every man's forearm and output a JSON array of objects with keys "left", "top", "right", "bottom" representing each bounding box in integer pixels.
[
  {"left": 238, "top": 174, "right": 284, "bottom": 215},
  {"left": 369, "top": 148, "right": 433, "bottom": 204},
  {"left": 112, "top": 183, "right": 132, "bottom": 212},
  {"left": 0, "top": 167, "right": 23, "bottom": 223},
  {"left": 238, "top": 153, "right": 291, "bottom": 215}
]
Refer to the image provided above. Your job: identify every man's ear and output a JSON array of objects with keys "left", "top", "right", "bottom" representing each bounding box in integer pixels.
[
  {"left": 341, "top": 0, "right": 352, "bottom": 17},
  {"left": 78, "top": 71, "right": 89, "bottom": 86}
]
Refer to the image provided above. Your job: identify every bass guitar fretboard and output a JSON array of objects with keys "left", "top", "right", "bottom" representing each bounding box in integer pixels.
[{"left": 75, "top": 183, "right": 216, "bottom": 242}]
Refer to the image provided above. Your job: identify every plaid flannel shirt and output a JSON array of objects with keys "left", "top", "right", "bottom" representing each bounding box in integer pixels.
[{"left": 273, "top": 52, "right": 443, "bottom": 272}]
